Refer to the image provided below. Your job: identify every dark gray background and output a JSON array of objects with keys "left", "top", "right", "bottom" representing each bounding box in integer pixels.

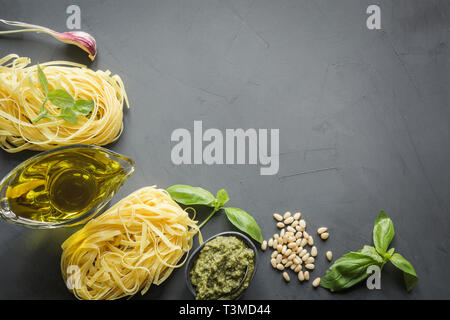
[{"left": 0, "top": 0, "right": 449, "bottom": 299}]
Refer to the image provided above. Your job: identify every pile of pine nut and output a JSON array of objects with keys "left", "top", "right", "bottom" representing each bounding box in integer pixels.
[{"left": 260, "top": 211, "right": 332, "bottom": 288}]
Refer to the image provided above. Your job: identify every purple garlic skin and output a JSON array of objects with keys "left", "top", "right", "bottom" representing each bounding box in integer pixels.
[
  {"left": 54, "top": 31, "right": 97, "bottom": 61},
  {"left": 0, "top": 19, "right": 97, "bottom": 61}
]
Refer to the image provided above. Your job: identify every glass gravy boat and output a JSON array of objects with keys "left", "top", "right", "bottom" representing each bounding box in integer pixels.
[{"left": 0, "top": 145, "right": 135, "bottom": 229}]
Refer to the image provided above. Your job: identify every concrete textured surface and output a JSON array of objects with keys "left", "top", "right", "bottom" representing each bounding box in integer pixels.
[{"left": 0, "top": 0, "right": 449, "bottom": 299}]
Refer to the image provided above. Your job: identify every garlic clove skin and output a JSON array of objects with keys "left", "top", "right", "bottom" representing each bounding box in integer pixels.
[
  {"left": 0, "top": 19, "right": 97, "bottom": 61},
  {"left": 54, "top": 31, "right": 97, "bottom": 61}
]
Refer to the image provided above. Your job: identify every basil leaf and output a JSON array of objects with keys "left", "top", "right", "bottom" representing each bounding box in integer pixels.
[
  {"left": 216, "top": 189, "right": 229, "bottom": 207},
  {"left": 224, "top": 207, "right": 263, "bottom": 243},
  {"left": 390, "top": 253, "right": 418, "bottom": 292},
  {"left": 320, "top": 251, "right": 382, "bottom": 292},
  {"left": 385, "top": 247, "right": 395, "bottom": 260},
  {"left": 166, "top": 184, "right": 216, "bottom": 207},
  {"left": 373, "top": 210, "right": 395, "bottom": 254},
  {"left": 359, "top": 245, "right": 385, "bottom": 264},
  {"left": 37, "top": 64, "right": 48, "bottom": 95},
  {"left": 59, "top": 107, "right": 78, "bottom": 124},
  {"left": 73, "top": 99, "right": 94, "bottom": 115},
  {"left": 48, "top": 89, "right": 75, "bottom": 109}
]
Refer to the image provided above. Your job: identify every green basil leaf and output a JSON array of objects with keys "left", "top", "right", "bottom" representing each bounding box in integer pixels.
[
  {"left": 73, "top": 99, "right": 94, "bottom": 115},
  {"left": 224, "top": 207, "right": 263, "bottom": 243},
  {"left": 320, "top": 251, "right": 382, "bottom": 292},
  {"left": 37, "top": 64, "right": 48, "bottom": 95},
  {"left": 216, "top": 189, "right": 229, "bottom": 208},
  {"left": 166, "top": 184, "right": 216, "bottom": 207},
  {"left": 385, "top": 247, "right": 395, "bottom": 260},
  {"left": 59, "top": 107, "right": 78, "bottom": 124},
  {"left": 373, "top": 210, "right": 395, "bottom": 254},
  {"left": 389, "top": 253, "right": 418, "bottom": 292},
  {"left": 359, "top": 245, "right": 385, "bottom": 264},
  {"left": 48, "top": 89, "right": 75, "bottom": 109}
]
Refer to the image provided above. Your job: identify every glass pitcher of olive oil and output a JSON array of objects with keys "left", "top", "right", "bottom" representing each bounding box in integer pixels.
[{"left": 0, "top": 145, "right": 135, "bottom": 228}]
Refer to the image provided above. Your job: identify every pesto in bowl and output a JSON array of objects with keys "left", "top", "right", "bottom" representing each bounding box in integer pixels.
[{"left": 186, "top": 232, "right": 257, "bottom": 300}]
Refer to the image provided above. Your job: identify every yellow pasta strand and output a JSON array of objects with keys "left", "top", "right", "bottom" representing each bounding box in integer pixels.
[
  {"left": 61, "top": 186, "right": 199, "bottom": 300},
  {"left": 0, "top": 54, "right": 129, "bottom": 152}
]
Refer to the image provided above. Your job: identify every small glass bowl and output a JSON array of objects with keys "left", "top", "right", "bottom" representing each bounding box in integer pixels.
[
  {"left": 0, "top": 144, "right": 135, "bottom": 229},
  {"left": 185, "top": 231, "right": 258, "bottom": 300}
]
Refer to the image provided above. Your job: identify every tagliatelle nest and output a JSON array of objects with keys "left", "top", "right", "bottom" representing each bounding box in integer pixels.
[
  {"left": 61, "top": 186, "right": 199, "bottom": 300},
  {"left": 0, "top": 54, "right": 128, "bottom": 152}
]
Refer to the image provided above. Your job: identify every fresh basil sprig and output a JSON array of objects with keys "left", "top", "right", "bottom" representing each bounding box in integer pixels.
[
  {"left": 166, "top": 184, "right": 263, "bottom": 243},
  {"left": 33, "top": 64, "right": 94, "bottom": 124},
  {"left": 320, "top": 211, "right": 417, "bottom": 292}
]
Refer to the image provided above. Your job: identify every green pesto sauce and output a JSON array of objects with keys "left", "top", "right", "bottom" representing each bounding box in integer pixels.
[{"left": 190, "top": 236, "right": 255, "bottom": 300}]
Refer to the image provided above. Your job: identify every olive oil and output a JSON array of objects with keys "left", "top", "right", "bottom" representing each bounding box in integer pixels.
[{"left": 0, "top": 146, "right": 134, "bottom": 226}]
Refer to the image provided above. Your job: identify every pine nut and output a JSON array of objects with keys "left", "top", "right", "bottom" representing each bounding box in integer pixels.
[
  {"left": 285, "top": 261, "right": 293, "bottom": 268},
  {"left": 326, "top": 251, "right": 333, "bottom": 261},
  {"left": 277, "top": 222, "right": 285, "bottom": 229},
  {"left": 312, "top": 277, "right": 321, "bottom": 288},
  {"left": 320, "top": 232, "right": 329, "bottom": 240},
  {"left": 311, "top": 246, "right": 317, "bottom": 257},
  {"left": 293, "top": 212, "right": 301, "bottom": 220},
  {"left": 302, "top": 253, "right": 310, "bottom": 261},
  {"left": 296, "top": 246, "right": 303, "bottom": 254},
  {"left": 284, "top": 248, "right": 292, "bottom": 256},
  {"left": 288, "top": 242, "right": 297, "bottom": 249},
  {"left": 287, "top": 226, "right": 295, "bottom": 233},
  {"left": 277, "top": 244, "right": 283, "bottom": 252},
  {"left": 276, "top": 254, "right": 282, "bottom": 264},
  {"left": 303, "top": 231, "right": 309, "bottom": 239},
  {"left": 282, "top": 271, "right": 290, "bottom": 282},
  {"left": 281, "top": 258, "right": 288, "bottom": 264},
  {"left": 301, "top": 238, "right": 308, "bottom": 247},
  {"left": 305, "top": 263, "right": 315, "bottom": 270},
  {"left": 271, "top": 251, "right": 278, "bottom": 259},
  {"left": 273, "top": 239, "right": 278, "bottom": 248},
  {"left": 293, "top": 257, "right": 302, "bottom": 265},
  {"left": 288, "top": 253, "right": 296, "bottom": 261},
  {"left": 295, "top": 231, "right": 302, "bottom": 239},
  {"left": 280, "top": 229, "right": 285, "bottom": 237},
  {"left": 273, "top": 213, "right": 283, "bottom": 221},
  {"left": 294, "top": 264, "right": 302, "bottom": 273},
  {"left": 285, "top": 231, "right": 294, "bottom": 237},
  {"left": 290, "top": 264, "right": 296, "bottom": 270},
  {"left": 271, "top": 259, "right": 277, "bottom": 268},
  {"left": 295, "top": 225, "right": 303, "bottom": 232},
  {"left": 304, "top": 271, "right": 310, "bottom": 280},
  {"left": 291, "top": 220, "right": 299, "bottom": 227},
  {"left": 299, "top": 219, "right": 306, "bottom": 229},
  {"left": 317, "top": 227, "right": 328, "bottom": 235},
  {"left": 299, "top": 249, "right": 307, "bottom": 257},
  {"left": 268, "top": 238, "right": 273, "bottom": 247},
  {"left": 298, "top": 271, "right": 305, "bottom": 282},
  {"left": 274, "top": 233, "right": 279, "bottom": 240},
  {"left": 261, "top": 240, "right": 267, "bottom": 251},
  {"left": 306, "top": 257, "right": 315, "bottom": 264},
  {"left": 277, "top": 264, "right": 285, "bottom": 271},
  {"left": 308, "top": 237, "right": 314, "bottom": 246},
  {"left": 284, "top": 217, "right": 294, "bottom": 225},
  {"left": 283, "top": 211, "right": 291, "bottom": 219}
]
